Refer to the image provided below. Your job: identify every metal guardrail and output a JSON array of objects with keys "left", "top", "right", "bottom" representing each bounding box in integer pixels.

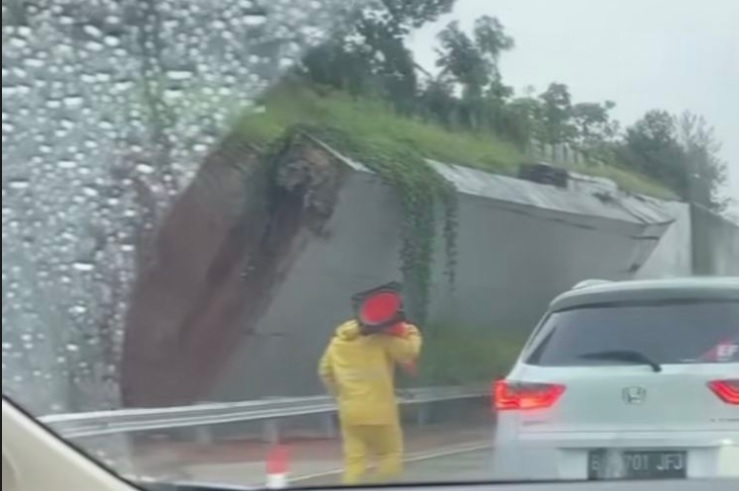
[{"left": 40, "top": 386, "right": 489, "bottom": 442}]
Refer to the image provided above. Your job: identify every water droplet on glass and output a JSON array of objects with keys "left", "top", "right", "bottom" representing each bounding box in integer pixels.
[
  {"left": 104, "top": 36, "right": 121, "bottom": 48},
  {"left": 83, "top": 187, "right": 100, "bottom": 198},
  {"left": 70, "top": 305, "right": 88, "bottom": 315},
  {"left": 244, "top": 15, "right": 268, "bottom": 27},
  {"left": 59, "top": 160, "right": 78, "bottom": 170},
  {"left": 24, "top": 58, "right": 45, "bottom": 69},
  {"left": 16, "top": 26, "right": 33, "bottom": 38},
  {"left": 64, "top": 96, "right": 84, "bottom": 109},
  {"left": 72, "top": 262, "right": 95, "bottom": 273},
  {"left": 3, "top": 0, "right": 342, "bottom": 415},
  {"left": 7, "top": 180, "right": 31, "bottom": 191},
  {"left": 135, "top": 164, "right": 156, "bottom": 175},
  {"left": 167, "top": 71, "right": 195, "bottom": 82},
  {"left": 8, "top": 38, "right": 29, "bottom": 50}
]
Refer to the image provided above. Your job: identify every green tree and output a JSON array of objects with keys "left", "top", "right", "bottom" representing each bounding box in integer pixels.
[
  {"left": 436, "top": 17, "right": 514, "bottom": 99},
  {"left": 571, "top": 101, "right": 619, "bottom": 163},
  {"left": 538, "top": 83, "right": 576, "bottom": 145},
  {"left": 677, "top": 112, "right": 730, "bottom": 213},
  {"left": 300, "top": 0, "right": 456, "bottom": 110},
  {"left": 572, "top": 102, "right": 618, "bottom": 144},
  {"left": 418, "top": 78, "right": 459, "bottom": 126},
  {"left": 505, "top": 94, "right": 545, "bottom": 149},
  {"left": 619, "top": 110, "right": 685, "bottom": 190},
  {"left": 432, "top": 16, "right": 515, "bottom": 132},
  {"left": 618, "top": 110, "right": 728, "bottom": 213}
]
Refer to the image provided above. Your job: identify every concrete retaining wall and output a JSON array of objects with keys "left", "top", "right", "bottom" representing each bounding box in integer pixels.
[
  {"left": 692, "top": 205, "right": 739, "bottom": 276},
  {"left": 210, "top": 145, "right": 712, "bottom": 401}
]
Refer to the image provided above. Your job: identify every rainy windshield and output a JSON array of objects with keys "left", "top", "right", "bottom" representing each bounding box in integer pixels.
[{"left": 2, "top": 0, "right": 738, "bottom": 488}]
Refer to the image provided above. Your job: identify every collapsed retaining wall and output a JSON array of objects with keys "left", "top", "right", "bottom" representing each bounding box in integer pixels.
[
  {"left": 116, "top": 136, "right": 739, "bottom": 405},
  {"left": 208, "top": 140, "right": 699, "bottom": 401}
]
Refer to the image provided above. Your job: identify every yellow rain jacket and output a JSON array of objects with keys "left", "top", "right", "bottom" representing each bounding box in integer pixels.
[{"left": 319, "top": 320, "right": 422, "bottom": 425}]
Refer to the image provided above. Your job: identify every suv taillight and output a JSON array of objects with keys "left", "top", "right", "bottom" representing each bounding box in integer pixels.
[
  {"left": 709, "top": 380, "right": 739, "bottom": 405},
  {"left": 494, "top": 380, "right": 566, "bottom": 411}
]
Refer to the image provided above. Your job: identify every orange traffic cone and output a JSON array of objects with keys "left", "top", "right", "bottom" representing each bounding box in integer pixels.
[{"left": 266, "top": 445, "right": 290, "bottom": 489}]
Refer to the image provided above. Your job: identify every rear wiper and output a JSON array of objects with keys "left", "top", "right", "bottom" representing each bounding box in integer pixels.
[{"left": 579, "top": 350, "right": 663, "bottom": 373}]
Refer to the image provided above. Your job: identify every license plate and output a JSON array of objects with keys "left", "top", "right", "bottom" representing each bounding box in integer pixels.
[{"left": 588, "top": 450, "right": 687, "bottom": 480}]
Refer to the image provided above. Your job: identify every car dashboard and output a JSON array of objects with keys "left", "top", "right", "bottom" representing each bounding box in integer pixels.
[{"left": 143, "top": 478, "right": 739, "bottom": 491}]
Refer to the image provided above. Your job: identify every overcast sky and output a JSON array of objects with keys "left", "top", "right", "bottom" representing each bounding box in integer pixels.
[{"left": 411, "top": 0, "right": 738, "bottom": 210}]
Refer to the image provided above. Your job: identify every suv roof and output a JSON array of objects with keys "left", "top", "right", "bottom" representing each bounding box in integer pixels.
[{"left": 551, "top": 277, "right": 739, "bottom": 312}]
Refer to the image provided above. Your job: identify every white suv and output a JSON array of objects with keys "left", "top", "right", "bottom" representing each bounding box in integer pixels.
[{"left": 491, "top": 277, "right": 739, "bottom": 481}]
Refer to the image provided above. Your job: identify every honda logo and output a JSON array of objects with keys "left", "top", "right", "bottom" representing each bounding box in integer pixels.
[{"left": 623, "top": 387, "right": 647, "bottom": 405}]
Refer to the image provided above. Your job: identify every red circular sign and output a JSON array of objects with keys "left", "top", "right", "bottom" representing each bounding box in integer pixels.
[{"left": 359, "top": 291, "right": 402, "bottom": 325}]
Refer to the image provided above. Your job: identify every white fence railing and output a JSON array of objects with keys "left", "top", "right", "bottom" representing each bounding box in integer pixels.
[{"left": 40, "top": 386, "right": 489, "bottom": 443}]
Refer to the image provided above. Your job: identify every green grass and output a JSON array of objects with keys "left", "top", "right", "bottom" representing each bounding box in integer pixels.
[
  {"left": 577, "top": 164, "right": 678, "bottom": 201},
  {"left": 238, "top": 82, "right": 675, "bottom": 199},
  {"left": 413, "top": 326, "right": 527, "bottom": 386},
  {"left": 240, "top": 83, "right": 523, "bottom": 174}
]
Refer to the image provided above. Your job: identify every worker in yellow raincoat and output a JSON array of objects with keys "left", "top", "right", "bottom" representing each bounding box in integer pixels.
[{"left": 319, "top": 285, "right": 422, "bottom": 485}]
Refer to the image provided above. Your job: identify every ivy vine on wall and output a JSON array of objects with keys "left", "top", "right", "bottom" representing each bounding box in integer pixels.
[{"left": 269, "top": 124, "right": 460, "bottom": 322}]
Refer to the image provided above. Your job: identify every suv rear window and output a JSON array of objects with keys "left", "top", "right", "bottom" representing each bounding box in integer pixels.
[{"left": 527, "top": 300, "right": 739, "bottom": 366}]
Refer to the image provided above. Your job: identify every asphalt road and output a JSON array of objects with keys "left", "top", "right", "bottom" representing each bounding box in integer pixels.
[
  {"left": 297, "top": 448, "right": 494, "bottom": 486},
  {"left": 294, "top": 451, "right": 739, "bottom": 491},
  {"left": 398, "top": 448, "right": 495, "bottom": 483}
]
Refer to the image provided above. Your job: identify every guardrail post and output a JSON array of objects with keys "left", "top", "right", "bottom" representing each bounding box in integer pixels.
[
  {"left": 323, "top": 413, "right": 337, "bottom": 439},
  {"left": 194, "top": 426, "right": 214, "bottom": 446},
  {"left": 263, "top": 419, "right": 281, "bottom": 445},
  {"left": 417, "top": 403, "right": 431, "bottom": 428}
]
